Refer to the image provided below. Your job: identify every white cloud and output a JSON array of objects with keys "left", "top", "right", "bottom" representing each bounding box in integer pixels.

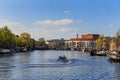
[
  {"left": 64, "top": 10, "right": 71, "bottom": 14},
  {"left": 34, "top": 19, "right": 73, "bottom": 26},
  {"left": 0, "top": 19, "right": 83, "bottom": 40},
  {"left": 0, "top": 19, "right": 27, "bottom": 36},
  {"left": 26, "top": 25, "right": 80, "bottom": 40},
  {"left": 59, "top": 28, "right": 67, "bottom": 32},
  {"left": 54, "top": 19, "right": 73, "bottom": 25},
  {"left": 59, "top": 27, "right": 73, "bottom": 32},
  {"left": 0, "top": 19, "right": 21, "bottom": 27},
  {"left": 34, "top": 20, "right": 52, "bottom": 26}
]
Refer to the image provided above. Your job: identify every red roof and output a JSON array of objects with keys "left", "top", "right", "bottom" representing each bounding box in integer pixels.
[
  {"left": 70, "top": 38, "right": 81, "bottom": 41},
  {"left": 70, "top": 34, "right": 99, "bottom": 41}
]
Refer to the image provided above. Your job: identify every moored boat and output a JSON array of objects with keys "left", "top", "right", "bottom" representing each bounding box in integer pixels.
[
  {"left": 0, "top": 49, "right": 11, "bottom": 54},
  {"left": 96, "top": 51, "right": 106, "bottom": 56},
  {"left": 107, "top": 51, "right": 120, "bottom": 61}
]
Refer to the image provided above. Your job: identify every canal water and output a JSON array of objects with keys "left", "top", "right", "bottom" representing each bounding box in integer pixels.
[{"left": 0, "top": 50, "right": 120, "bottom": 80}]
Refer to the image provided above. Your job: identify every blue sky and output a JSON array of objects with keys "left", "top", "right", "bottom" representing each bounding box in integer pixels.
[{"left": 0, "top": 0, "right": 120, "bottom": 40}]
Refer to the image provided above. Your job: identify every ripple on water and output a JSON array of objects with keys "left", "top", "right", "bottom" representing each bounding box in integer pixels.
[
  {"left": 0, "top": 59, "right": 87, "bottom": 69},
  {"left": 21, "top": 59, "right": 85, "bottom": 69},
  {"left": 0, "top": 51, "right": 120, "bottom": 80}
]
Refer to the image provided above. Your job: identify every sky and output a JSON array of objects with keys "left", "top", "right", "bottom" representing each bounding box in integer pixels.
[{"left": 0, "top": 0, "right": 120, "bottom": 40}]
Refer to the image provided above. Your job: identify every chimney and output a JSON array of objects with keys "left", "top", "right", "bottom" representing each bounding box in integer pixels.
[{"left": 76, "top": 33, "right": 78, "bottom": 38}]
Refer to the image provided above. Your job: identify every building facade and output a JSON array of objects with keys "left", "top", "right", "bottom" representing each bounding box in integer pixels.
[
  {"left": 47, "top": 38, "right": 65, "bottom": 49},
  {"left": 68, "top": 34, "right": 100, "bottom": 50},
  {"left": 47, "top": 34, "right": 100, "bottom": 50},
  {"left": 110, "top": 38, "right": 120, "bottom": 51}
]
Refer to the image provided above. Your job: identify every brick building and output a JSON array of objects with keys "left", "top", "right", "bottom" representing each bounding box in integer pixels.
[{"left": 68, "top": 34, "right": 100, "bottom": 50}]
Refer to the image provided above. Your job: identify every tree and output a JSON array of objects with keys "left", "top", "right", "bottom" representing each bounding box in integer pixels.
[
  {"left": 16, "top": 37, "right": 27, "bottom": 47},
  {"left": 96, "top": 35, "right": 104, "bottom": 51},
  {"left": 104, "top": 37, "right": 111, "bottom": 51},
  {"left": 17, "top": 32, "right": 34, "bottom": 48},
  {"left": 0, "top": 27, "right": 37, "bottom": 49},
  {"left": 38, "top": 38, "right": 46, "bottom": 47},
  {"left": 20, "top": 32, "right": 31, "bottom": 38},
  {"left": 116, "top": 28, "right": 120, "bottom": 50},
  {"left": 0, "top": 26, "right": 16, "bottom": 48}
]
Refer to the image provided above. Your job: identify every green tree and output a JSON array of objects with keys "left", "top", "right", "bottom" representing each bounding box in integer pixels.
[
  {"left": 0, "top": 26, "right": 16, "bottom": 48},
  {"left": 17, "top": 37, "right": 27, "bottom": 47},
  {"left": 20, "top": 32, "right": 31, "bottom": 38},
  {"left": 38, "top": 38, "right": 46, "bottom": 47},
  {"left": 19, "top": 32, "right": 34, "bottom": 48}
]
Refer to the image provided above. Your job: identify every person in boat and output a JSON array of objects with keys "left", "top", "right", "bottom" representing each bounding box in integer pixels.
[
  {"left": 58, "top": 55, "right": 67, "bottom": 60},
  {"left": 90, "top": 49, "right": 96, "bottom": 56},
  {"left": 57, "top": 55, "right": 69, "bottom": 63}
]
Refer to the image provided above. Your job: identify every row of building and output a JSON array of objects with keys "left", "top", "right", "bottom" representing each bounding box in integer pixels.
[{"left": 47, "top": 34, "right": 100, "bottom": 51}]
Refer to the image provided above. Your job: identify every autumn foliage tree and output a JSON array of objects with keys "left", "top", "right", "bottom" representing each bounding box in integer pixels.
[
  {"left": 116, "top": 28, "right": 120, "bottom": 50},
  {"left": 96, "top": 35, "right": 104, "bottom": 51}
]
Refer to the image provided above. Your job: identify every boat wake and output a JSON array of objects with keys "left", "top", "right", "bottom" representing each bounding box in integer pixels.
[{"left": 0, "top": 59, "right": 87, "bottom": 69}]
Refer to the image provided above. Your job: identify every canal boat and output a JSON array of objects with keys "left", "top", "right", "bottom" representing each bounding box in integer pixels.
[
  {"left": 71, "top": 48, "right": 74, "bottom": 51},
  {"left": 110, "top": 51, "right": 119, "bottom": 54},
  {"left": 107, "top": 51, "right": 120, "bottom": 61},
  {"left": 21, "top": 48, "right": 27, "bottom": 52},
  {"left": 0, "top": 49, "right": 11, "bottom": 54},
  {"left": 96, "top": 51, "right": 106, "bottom": 56}
]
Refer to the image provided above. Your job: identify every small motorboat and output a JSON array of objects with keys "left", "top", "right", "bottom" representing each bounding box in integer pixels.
[
  {"left": 59, "top": 55, "right": 67, "bottom": 59},
  {"left": 57, "top": 55, "right": 68, "bottom": 63}
]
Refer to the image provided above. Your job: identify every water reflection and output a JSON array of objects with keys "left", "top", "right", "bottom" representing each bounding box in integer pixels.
[{"left": 0, "top": 50, "right": 120, "bottom": 80}]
